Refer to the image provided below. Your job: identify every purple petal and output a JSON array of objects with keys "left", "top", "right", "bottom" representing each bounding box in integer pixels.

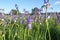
[
  {"left": 26, "top": 16, "right": 32, "bottom": 23},
  {"left": 28, "top": 23, "right": 32, "bottom": 29},
  {"left": 44, "top": 0, "right": 49, "bottom": 4}
]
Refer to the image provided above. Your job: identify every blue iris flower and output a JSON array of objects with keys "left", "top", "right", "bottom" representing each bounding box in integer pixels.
[
  {"left": 44, "top": 0, "right": 49, "bottom": 4},
  {"left": 26, "top": 16, "right": 32, "bottom": 23},
  {"left": 28, "top": 23, "right": 32, "bottom": 29}
]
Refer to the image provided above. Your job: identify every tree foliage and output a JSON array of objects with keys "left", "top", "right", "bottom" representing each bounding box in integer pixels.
[
  {"left": 31, "top": 7, "right": 39, "bottom": 15},
  {"left": 11, "top": 9, "right": 20, "bottom": 15}
]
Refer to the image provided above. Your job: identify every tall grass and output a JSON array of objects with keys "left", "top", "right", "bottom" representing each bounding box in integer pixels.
[{"left": 0, "top": 17, "right": 60, "bottom": 40}]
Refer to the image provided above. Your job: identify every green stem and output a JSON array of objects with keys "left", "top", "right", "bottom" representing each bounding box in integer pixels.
[
  {"left": 24, "top": 28, "right": 27, "bottom": 40},
  {"left": 45, "top": 5, "right": 51, "bottom": 40}
]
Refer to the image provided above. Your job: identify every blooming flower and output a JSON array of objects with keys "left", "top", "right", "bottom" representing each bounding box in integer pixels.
[
  {"left": 44, "top": 0, "right": 49, "bottom": 6},
  {"left": 44, "top": 0, "right": 49, "bottom": 4},
  {"left": 28, "top": 23, "right": 32, "bottom": 29},
  {"left": 26, "top": 16, "right": 32, "bottom": 24},
  {"left": 27, "top": 16, "right": 33, "bottom": 29},
  {"left": 15, "top": 4, "right": 19, "bottom": 11}
]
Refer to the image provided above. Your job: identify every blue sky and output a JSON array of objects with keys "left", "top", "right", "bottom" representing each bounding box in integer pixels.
[{"left": 0, "top": 0, "right": 60, "bottom": 13}]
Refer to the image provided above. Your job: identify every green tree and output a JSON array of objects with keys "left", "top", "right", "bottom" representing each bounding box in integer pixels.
[
  {"left": 11, "top": 9, "right": 20, "bottom": 15},
  {"left": 31, "top": 7, "right": 39, "bottom": 15}
]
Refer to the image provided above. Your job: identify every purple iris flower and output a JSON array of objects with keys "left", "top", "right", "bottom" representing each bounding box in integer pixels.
[
  {"left": 28, "top": 23, "right": 32, "bottom": 29},
  {"left": 26, "top": 16, "right": 32, "bottom": 23},
  {"left": 44, "top": 0, "right": 49, "bottom": 6},
  {"left": 44, "top": 0, "right": 49, "bottom": 4},
  {"left": 27, "top": 16, "right": 33, "bottom": 29},
  {"left": 15, "top": 4, "right": 19, "bottom": 11}
]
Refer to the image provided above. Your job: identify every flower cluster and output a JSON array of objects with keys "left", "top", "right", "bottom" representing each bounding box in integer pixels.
[{"left": 27, "top": 16, "right": 33, "bottom": 29}]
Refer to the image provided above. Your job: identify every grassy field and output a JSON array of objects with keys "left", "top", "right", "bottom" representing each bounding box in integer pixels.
[{"left": 0, "top": 14, "right": 60, "bottom": 40}]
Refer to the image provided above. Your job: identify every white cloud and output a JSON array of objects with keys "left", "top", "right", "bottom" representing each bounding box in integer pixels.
[{"left": 55, "top": 1, "right": 60, "bottom": 5}]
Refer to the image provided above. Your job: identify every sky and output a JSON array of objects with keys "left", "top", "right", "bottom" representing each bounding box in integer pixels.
[{"left": 0, "top": 0, "right": 60, "bottom": 14}]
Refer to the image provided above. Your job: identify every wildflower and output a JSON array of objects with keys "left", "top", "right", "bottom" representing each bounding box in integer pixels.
[
  {"left": 27, "top": 16, "right": 33, "bottom": 29},
  {"left": 44, "top": 0, "right": 49, "bottom": 4},
  {"left": 26, "top": 16, "right": 32, "bottom": 24},
  {"left": 28, "top": 23, "right": 32, "bottom": 29},
  {"left": 44, "top": 0, "right": 49, "bottom": 6},
  {"left": 15, "top": 4, "right": 19, "bottom": 11}
]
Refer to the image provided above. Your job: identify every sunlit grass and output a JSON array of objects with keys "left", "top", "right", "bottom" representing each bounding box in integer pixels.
[{"left": 0, "top": 17, "right": 60, "bottom": 40}]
